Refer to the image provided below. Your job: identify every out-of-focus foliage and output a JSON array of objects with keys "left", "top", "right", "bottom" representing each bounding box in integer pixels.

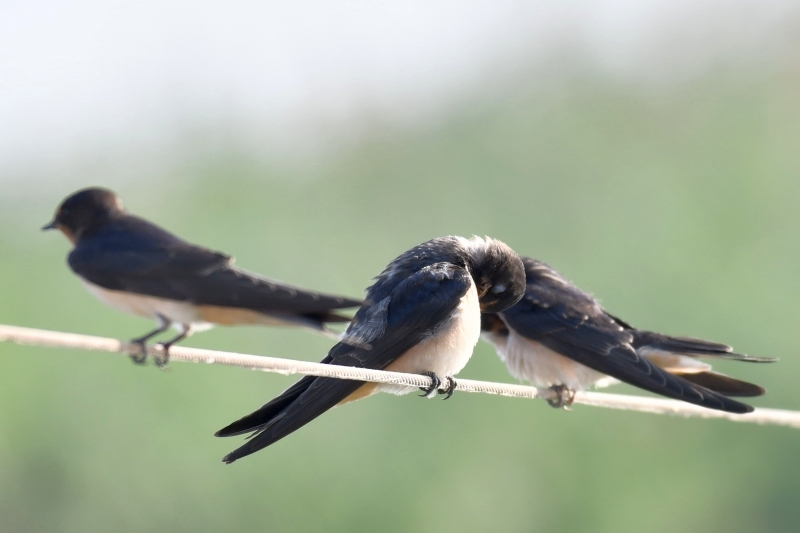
[{"left": 1, "top": 61, "right": 799, "bottom": 533}]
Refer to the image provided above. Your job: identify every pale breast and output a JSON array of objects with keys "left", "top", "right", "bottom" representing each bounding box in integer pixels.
[
  {"left": 81, "top": 281, "right": 206, "bottom": 326},
  {"left": 379, "top": 280, "right": 482, "bottom": 396},
  {"left": 499, "top": 330, "right": 613, "bottom": 391}
]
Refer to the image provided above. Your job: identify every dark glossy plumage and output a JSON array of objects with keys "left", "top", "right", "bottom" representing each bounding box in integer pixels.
[
  {"left": 217, "top": 263, "right": 472, "bottom": 460},
  {"left": 68, "top": 214, "right": 360, "bottom": 318},
  {"left": 47, "top": 187, "right": 361, "bottom": 329},
  {"left": 216, "top": 236, "right": 526, "bottom": 462},
  {"left": 492, "top": 257, "right": 773, "bottom": 414}
]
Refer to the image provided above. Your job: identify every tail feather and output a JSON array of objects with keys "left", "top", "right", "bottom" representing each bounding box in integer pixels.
[
  {"left": 215, "top": 375, "right": 318, "bottom": 438},
  {"left": 219, "top": 376, "right": 364, "bottom": 464},
  {"left": 310, "top": 311, "right": 355, "bottom": 324},
  {"left": 633, "top": 331, "right": 777, "bottom": 362},
  {"left": 188, "top": 264, "right": 363, "bottom": 313},
  {"left": 246, "top": 310, "right": 353, "bottom": 336},
  {"left": 542, "top": 338, "right": 756, "bottom": 414},
  {"left": 678, "top": 371, "right": 766, "bottom": 398},
  {"left": 601, "top": 351, "right": 756, "bottom": 414},
  {"left": 215, "top": 354, "right": 368, "bottom": 463}
]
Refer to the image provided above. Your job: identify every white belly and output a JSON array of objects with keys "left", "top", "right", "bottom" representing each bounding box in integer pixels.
[
  {"left": 379, "top": 280, "right": 482, "bottom": 396},
  {"left": 81, "top": 281, "right": 210, "bottom": 329},
  {"left": 485, "top": 329, "right": 616, "bottom": 391}
]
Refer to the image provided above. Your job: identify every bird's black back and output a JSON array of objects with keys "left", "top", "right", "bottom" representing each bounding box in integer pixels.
[
  {"left": 500, "top": 258, "right": 755, "bottom": 414},
  {"left": 216, "top": 237, "right": 481, "bottom": 461},
  {"left": 68, "top": 214, "right": 361, "bottom": 313}
]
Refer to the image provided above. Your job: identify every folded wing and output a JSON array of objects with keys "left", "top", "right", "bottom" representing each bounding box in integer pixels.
[
  {"left": 501, "top": 266, "right": 754, "bottom": 414},
  {"left": 68, "top": 217, "right": 361, "bottom": 316},
  {"left": 216, "top": 263, "right": 472, "bottom": 462}
]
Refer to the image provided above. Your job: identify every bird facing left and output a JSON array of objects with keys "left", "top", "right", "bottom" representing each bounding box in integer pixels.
[
  {"left": 43, "top": 187, "right": 363, "bottom": 367},
  {"left": 215, "top": 235, "right": 526, "bottom": 463}
]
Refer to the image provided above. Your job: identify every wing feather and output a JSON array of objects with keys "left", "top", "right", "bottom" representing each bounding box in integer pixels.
[
  {"left": 69, "top": 216, "right": 361, "bottom": 313},
  {"left": 500, "top": 258, "right": 753, "bottom": 413},
  {"left": 217, "top": 263, "right": 472, "bottom": 462}
]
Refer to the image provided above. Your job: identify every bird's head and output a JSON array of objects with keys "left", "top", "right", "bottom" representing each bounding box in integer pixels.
[
  {"left": 43, "top": 187, "right": 125, "bottom": 243},
  {"left": 462, "top": 236, "right": 526, "bottom": 314}
]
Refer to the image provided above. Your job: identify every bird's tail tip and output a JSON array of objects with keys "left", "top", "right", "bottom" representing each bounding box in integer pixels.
[
  {"left": 711, "top": 392, "right": 755, "bottom": 414},
  {"left": 739, "top": 355, "right": 779, "bottom": 363},
  {"left": 680, "top": 371, "right": 767, "bottom": 398}
]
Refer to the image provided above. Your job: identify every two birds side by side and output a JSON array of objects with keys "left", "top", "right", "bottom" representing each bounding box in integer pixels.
[{"left": 44, "top": 187, "right": 776, "bottom": 463}]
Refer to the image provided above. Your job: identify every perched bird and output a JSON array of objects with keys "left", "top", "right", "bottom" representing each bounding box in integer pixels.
[
  {"left": 43, "top": 187, "right": 362, "bottom": 366},
  {"left": 481, "top": 257, "right": 775, "bottom": 413},
  {"left": 216, "top": 235, "right": 526, "bottom": 463}
]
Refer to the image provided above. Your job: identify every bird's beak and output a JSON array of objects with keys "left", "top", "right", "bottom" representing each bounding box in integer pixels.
[{"left": 42, "top": 220, "right": 58, "bottom": 231}]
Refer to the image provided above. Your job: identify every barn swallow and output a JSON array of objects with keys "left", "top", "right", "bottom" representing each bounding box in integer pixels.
[
  {"left": 215, "top": 235, "right": 525, "bottom": 463},
  {"left": 481, "top": 257, "right": 776, "bottom": 413},
  {"left": 43, "top": 187, "right": 362, "bottom": 366}
]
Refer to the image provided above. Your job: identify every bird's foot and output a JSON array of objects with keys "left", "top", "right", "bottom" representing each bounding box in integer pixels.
[
  {"left": 441, "top": 376, "right": 457, "bottom": 400},
  {"left": 546, "top": 384, "right": 576, "bottom": 410},
  {"left": 153, "top": 327, "right": 189, "bottom": 369},
  {"left": 129, "top": 339, "right": 149, "bottom": 365},
  {"left": 419, "top": 371, "right": 442, "bottom": 398},
  {"left": 153, "top": 343, "right": 173, "bottom": 370}
]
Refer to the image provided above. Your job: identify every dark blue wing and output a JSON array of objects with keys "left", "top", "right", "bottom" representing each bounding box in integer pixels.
[
  {"left": 68, "top": 216, "right": 361, "bottom": 313},
  {"left": 217, "top": 263, "right": 473, "bottom": 461},
  {"left": 500, "top": 258, "right": 753, "bottom": 413},
  {"left": 68, "top": 215, "right": 230, "bottom": 286}
]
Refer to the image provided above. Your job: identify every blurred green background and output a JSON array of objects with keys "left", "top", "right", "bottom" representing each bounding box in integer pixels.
[{"left": 2, "top": 5, "right": 800, "bottom": 533}]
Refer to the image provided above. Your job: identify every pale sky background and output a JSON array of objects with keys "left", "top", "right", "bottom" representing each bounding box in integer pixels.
[{"left": 1, "top": 0, "right": 799, "bottom": 183}]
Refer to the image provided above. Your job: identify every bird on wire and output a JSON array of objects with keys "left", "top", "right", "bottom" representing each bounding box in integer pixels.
[
  {"left": 481, "top": 257, "right": 776, "bottom": 414},
  {"left": 44, "top": 187, "right": 362, "bottom": 367},
  {"left": 216, "top": 235, "right": 526, "bottom": 463}
]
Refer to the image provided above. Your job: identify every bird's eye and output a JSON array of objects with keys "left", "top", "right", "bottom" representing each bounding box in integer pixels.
[{"left": 492, "top": 283, "right": 507, "bottom": 294}]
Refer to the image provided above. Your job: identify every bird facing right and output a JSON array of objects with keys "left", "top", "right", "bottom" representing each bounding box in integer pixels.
[
  {"left": 481, "top": 257, "right": 776, "bottom": 413},
  {"left": 216, "top": 235, "right": 526, "bottom": 463}
]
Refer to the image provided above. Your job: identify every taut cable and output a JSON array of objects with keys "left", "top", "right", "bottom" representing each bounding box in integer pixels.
[{"left": 1, "top": 324, "right": 798, "bottom": 429}]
